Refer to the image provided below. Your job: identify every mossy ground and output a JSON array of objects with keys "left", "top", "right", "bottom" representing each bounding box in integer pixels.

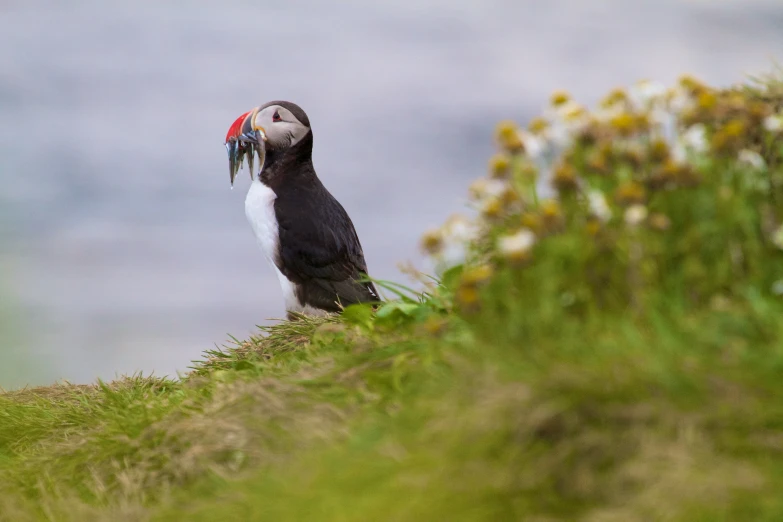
[{"left": 2, "top": 73, "right": 783, "bottom": 521}]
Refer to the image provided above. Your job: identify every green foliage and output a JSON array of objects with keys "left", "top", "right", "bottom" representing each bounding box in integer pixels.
[{"left": 2, "top": 73, "right": 783, "bottom": 521}]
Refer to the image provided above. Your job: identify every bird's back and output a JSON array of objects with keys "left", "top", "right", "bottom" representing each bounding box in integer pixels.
[{"left": 272, "top": 174, "right": 379, "bottom": 312}]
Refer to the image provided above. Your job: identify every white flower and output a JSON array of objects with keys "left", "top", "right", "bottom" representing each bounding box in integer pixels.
[
  {"left": 665, "top": 86, "right": 695, "bottom": 113},
  {"left": 442, "top": 214, "right": 478, "bottom": 244},
  {"left": 497, "top": 228, "right": 536, "bottom": 259},
  {"left": 547, "top": 122, "right": 574, "bottom": 152},
  {"left": 624, "top": 204, "right": 648, "bottom": 227},
  {"left": 532, "top": 100, "right": 589, "bottom": 167},
  {"left": 469, "top": 178, "right": 507, "bottom": 201},
  {"left": 519, "top": 127, "right": 574, "bottom": 205},
  {"left": 738, "top": 149, "right": 766, "bottom": 170},
  {"left": 593, "top": 103, "right": 625, "bottom": 123},
  {"left": 550, "top": 100, "right": 589, "bottom": 129},
  {"left": 536, "top": 167, "right": 559, "bottom": 201},
  {"left": 764, "top": 113, "right": 783, "bottom": 133},
  {"left": 670, "top": 142, "right": 688, "bottom": 164},
  {"left": 440, "top": 242, "right": 467, "bottom": 267},
  {"left": 430, "top": 214, "right": 481, "bottom": 268},
  {"left": 628, "top": 80, "right": 667, "bottom": 110},
  {"left": 518, "top": 129, "right": 547, "bottom": 163},
  {"left": 773, "top": 224, "right": 783, "bottom": 251},
  {"left": 587, "top": 190, "right": 612, "bottom": 223},
  {"left": 649, "top": 108, "right": 678, "bottom": 145},
  {"left": 680, "top": 123, "right": 708, "bottom": 154}
]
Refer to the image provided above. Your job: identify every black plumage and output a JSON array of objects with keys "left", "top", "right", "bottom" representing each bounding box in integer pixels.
[{"left": 258, "top": 102, "right": 379, "bottom": 314}]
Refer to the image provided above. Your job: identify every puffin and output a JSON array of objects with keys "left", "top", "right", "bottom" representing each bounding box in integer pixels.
[{"left": 224, "top": 100, "right": 380, "bottom": 319}]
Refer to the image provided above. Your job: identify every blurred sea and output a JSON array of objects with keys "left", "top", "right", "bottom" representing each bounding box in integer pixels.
[{"left": 1, "top": 0, "right": 781, "bottom": 387}]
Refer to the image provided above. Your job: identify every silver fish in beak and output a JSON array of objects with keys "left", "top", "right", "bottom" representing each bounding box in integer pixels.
[{"left": 225, "top": 108, "right": 267, "bottom": 187}]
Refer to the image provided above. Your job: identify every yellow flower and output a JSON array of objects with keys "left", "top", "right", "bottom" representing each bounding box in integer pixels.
[
  {"left": 540, "top": 199, "right": 565, "bottom": 232},
  {"left": 422, "top": 316, "right": 448, "bottom": 336},
  {"left": 601, "top": 88, "right": 628, "bottom": 108},
  {"left": 495, "top": 120, "right": 517, "bottom": 142},
  {"left": 615, "top": 181, "right": 646, "bottom": 206},
  {"left": 723, "top": 92, "right": 747, "bottom": 113},
  {"left": 461, "top": 264, "right": 494, "bottom": 286},
  {"left": 518, "top": 161, "right": 538, "bottom": 183},
  {"left": 649, "top": 159, "right": 680, "bottom": 190},
  {"left": 577, "top": 119, "right": 604, "bottom": 146},
  {"left": 585, "top": 217, "right": 602, "bottom": 236},
  {"left": 609, "top": 112, "right": 637, "bottom": 136},
  {"left": 420, "top": 229, "right": 444, "bottom": 255},
  {"left": 455, "top": 285, "right": 480, "bottom": 309},
  {"left": 747, "top": 101, "right": 771, "bottom": 123},
  {"left": 648, "top": 213, "right": 671, "bottom": 231},
  {"left": 550, "top": 90, "right": 571, "bottom": 107},
  {"left": 500, "top": 132, "right": 525, "bottom": 153},
  {"left": 711, "top": 133, "right": 731, "bottom": 153},
  {"left": 586, "top": 148, "right": 609, "bottom": 173},
  {"left": 619, "top": 143, "right": 645, "bottom": 168},
  {"left": 496, "top": 121, "right": 525, "bottom": 153},
  {"left": 528, "top": 117, "right": 549, "bottom": 134},
  {"left": 711, "top": 119, "right": 746, "bottom": 153},
  {"left": 499, "top": 186, "right": 521, "bottom": 206},
  {"left": 696, "top": 90, "right": 717, "bottom": 111},
  {"left": 481, "top": 197, "right": 503, "bottom": 219},
  {"left": 679, "top": 75, "right": 708, "bottom": 95},
  {"left": 676, "top": 163, "right": 701, "bottom": 187},
  {"left": 634, "top": 113, "right": 651, "bottom": 132},
  {"left": 520, "top": 212, "right": 542, "bottom": 233},
  {"left": 541, "top": 199, "right": 562, "bottom": 219},
  {"left": 723, "top": 119, "right": 746, "bottom": 138},
  {"left": 553, "top": 162, "right": 579, "bottom": 192},
  {"left": 488, "top": 154, "right": 511, "bottom": 179},
  {"left": 648, "top": 139, "right": 670, "bottom": 162}
]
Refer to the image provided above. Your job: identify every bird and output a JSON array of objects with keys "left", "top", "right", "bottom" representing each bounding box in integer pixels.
[{"left": 224, "top": 100, "right": 380, "bottom": 320}]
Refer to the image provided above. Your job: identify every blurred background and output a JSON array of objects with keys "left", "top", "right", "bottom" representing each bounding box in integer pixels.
[{"left": 1, "top": 0, "right": 781, "bottom": 388}]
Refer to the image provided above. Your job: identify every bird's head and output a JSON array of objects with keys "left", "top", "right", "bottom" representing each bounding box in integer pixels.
[{"left": 224, "top": 100, "right": 312, "bottom": 186}]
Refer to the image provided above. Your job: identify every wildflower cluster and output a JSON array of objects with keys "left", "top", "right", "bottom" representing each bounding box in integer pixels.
[{"left": 421, "top": 76, "right": 783, "bottom": 312}]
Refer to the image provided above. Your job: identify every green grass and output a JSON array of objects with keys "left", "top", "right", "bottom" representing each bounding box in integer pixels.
[
  {"left": 2, "top": 74, "right": 783, "bottom": 521},
  {"left": 3, "top": 303, "right": 783, "bottom": 521}
]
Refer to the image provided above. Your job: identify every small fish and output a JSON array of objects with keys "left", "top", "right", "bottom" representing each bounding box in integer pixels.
[
  {"left": 247, "top": 143, "right": 255, "bottom": 179},
  {"left": 256, "top": 138, "right": 265, "bottom": 178}
]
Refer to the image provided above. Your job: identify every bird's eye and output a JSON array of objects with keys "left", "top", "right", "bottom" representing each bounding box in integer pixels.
[{"left": 272, "top": 111, "right": 281, "bottom": 122}]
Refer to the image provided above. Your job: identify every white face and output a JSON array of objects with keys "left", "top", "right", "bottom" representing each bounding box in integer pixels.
[{"left": 252, "top": 105, "right": 310, "bottom": 151}]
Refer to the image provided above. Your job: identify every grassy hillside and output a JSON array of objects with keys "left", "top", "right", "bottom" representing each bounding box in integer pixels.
[{"left": 2, "top": 72, "right": 783, "bottom": 521}]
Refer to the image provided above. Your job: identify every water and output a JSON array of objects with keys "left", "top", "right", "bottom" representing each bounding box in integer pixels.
[{"left": 1, "top": 0, "right": 781, "bottom": 387}]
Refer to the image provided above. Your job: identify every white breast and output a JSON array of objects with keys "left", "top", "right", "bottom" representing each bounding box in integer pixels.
[
  {"left": 244, "top": 180, "right": 300, "bottom": 312},
  {"left": 244, "top": 181, "right": 329, "bottom": 317}
]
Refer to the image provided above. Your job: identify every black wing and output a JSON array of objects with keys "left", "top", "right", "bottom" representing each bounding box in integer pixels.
[{"left": 274, "top": 181, "right": 379, "bottom": 312}]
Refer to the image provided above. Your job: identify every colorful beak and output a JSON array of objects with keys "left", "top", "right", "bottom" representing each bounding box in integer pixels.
[{"left": 225, "top": 108, "right": 267, "bottom": 187}]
